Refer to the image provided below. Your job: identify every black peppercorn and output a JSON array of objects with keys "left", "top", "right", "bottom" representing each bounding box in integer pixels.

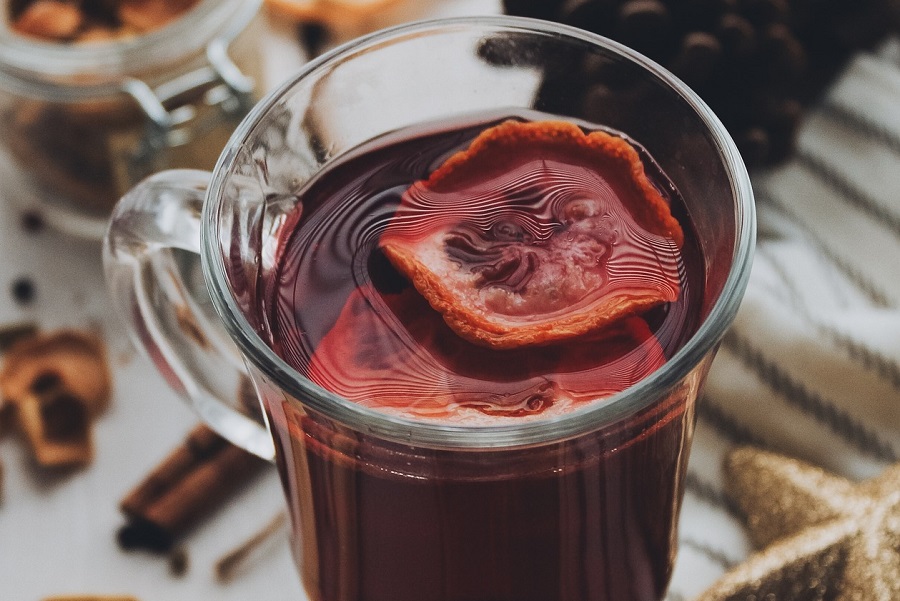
[
  {"left": 20, "top": 210, "right": 45, "bottom": 234},
  {"left": 11, "top": 277, "right": 35, "bottom": 306}
]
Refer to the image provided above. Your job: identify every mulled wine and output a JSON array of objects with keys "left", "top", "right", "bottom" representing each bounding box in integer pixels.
[{"left": 259, "top": 111, "right": 705, "bottom": 601}]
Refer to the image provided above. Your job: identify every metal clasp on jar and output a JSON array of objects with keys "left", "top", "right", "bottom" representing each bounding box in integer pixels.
[{"left": 122, "top": 38, "right": 255, "bottom": 183}]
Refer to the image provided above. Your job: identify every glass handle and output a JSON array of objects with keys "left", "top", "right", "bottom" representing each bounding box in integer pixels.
[{"left": 103, "top": 169, "right": 275, "bottom": 460}]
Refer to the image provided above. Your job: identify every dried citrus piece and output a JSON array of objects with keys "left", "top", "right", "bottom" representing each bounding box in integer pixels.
[
  {"left": 265, "top": 0, "right": 404, "bottom": 25},
  {"left": 118, "top": 0, "right": 199, "bottom": 32},
  {"left": 11, "top": 1, "right": 83, "bottom": 41},
  {"left": 307, "top": 286, "right": 666, "bottom": 422},
  {"left": 380, "top": 119, "right": 684, "bottom": 350}
]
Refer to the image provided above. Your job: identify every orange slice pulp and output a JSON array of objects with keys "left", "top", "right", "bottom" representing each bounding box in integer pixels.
[{"left": 379, "top": 119, "right": 685, "bottom": 350}]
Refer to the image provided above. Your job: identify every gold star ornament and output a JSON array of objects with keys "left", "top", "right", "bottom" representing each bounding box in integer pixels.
[{"left": 696, "top": 447, "right": 900, "bottom": 601}]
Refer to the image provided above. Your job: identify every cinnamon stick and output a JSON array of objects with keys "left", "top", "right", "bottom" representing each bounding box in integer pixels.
[
  {"left": 118, "top": 424, "right": 268, "bottom": 552},
  {"left": 120, "top": 425, "right": 224, "bottom": 513}
]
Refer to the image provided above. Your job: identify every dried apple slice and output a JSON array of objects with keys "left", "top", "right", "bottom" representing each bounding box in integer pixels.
[
  {"left": 380, "top": 120, "right": 684, "bottom": 349},
  {"left": 0, "top": 330, "right": 111, "bottom": 467}
]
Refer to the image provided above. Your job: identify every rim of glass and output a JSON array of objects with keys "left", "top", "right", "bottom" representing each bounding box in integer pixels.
[
  {"left": 204, "top": 15, "right": 756, "bottom": 449},
  {"left": 0, "top": 0, "right": 260, "bottom": 95}
]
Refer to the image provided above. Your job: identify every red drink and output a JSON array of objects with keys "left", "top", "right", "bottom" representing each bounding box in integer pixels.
[{"left": 257, "top": 112, "right": 705, "bottom": 601}]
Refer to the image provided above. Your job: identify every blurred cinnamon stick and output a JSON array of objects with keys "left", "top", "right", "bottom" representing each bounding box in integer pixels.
[{"left": 118, "top": 424, "right": 268, "bottom": 552}]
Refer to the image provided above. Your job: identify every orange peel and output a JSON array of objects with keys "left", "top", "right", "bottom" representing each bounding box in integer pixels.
[{"left": 380, "top": 119, "right": 684, "bottom": 350}]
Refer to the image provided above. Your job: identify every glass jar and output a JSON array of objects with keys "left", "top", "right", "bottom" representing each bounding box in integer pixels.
[{"left": 0, "top": 0, "right": 264, "bottom": 238}]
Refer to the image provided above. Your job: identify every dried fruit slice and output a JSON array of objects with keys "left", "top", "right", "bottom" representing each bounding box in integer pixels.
[
  {"left": 118, "top": 0, "right": 199, "bottom": 32},
  {"left": 0, "top": 330, "right": 111, "bottom": 467},
  {"left": 380, "top": 120, "right": 684, "bottom": 349},
  {"left": 11, "top": 1, "right": 83, "bottom": 41},
  {"left": 265, "top": 0, "right": 404, "bottom": 24},
  {"left": 306, "top": 286, "right": 666, "bottom": 422}
]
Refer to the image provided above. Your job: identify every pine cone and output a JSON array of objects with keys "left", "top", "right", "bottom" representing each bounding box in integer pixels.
[{"left": 501, "top": 0, "right": 900, "bottom": 167}]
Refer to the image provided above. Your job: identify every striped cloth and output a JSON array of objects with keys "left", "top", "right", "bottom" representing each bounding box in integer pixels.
[{"left": 668, "top": 39, "right": 900, "bottom": 601}]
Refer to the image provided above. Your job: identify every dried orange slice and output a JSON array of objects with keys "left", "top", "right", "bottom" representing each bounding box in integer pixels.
[
  {"left": 118, "top": 0, "right": 199, "bottom": 32},
  {"left": 264, "top": 0, "right": 404, "bottom": 25},
  {"left": 11, "top": 1, "right": 83, "bottom": 40},
  {"left": 306, "top": 286, "right": 666, "bottom": 422},
  {"left": 380, "top": 120, "right": 684, "bottom": 350}
]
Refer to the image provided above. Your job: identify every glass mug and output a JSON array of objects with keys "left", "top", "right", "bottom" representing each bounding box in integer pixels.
[{"left": 104, "top": 16, "right": 755, "bottom": 601}]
